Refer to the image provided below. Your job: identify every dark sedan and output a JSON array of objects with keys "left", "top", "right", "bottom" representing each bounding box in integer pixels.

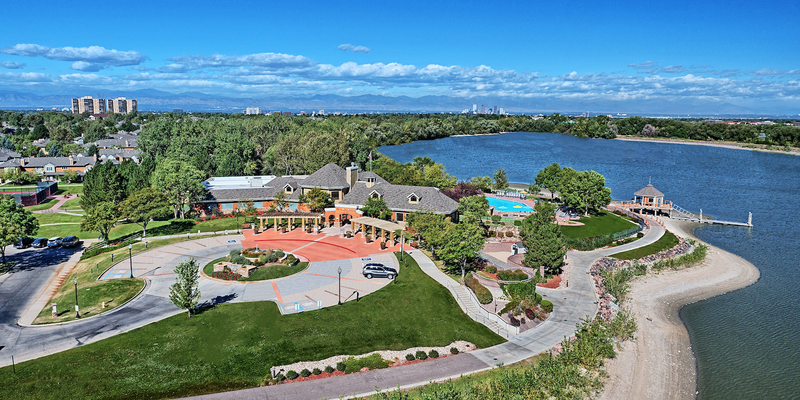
[{"left": 32, "top": 238, "right": 48, "bottom": 248}]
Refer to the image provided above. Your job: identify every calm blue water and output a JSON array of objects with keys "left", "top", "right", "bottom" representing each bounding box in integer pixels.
[
  {"left": 487, "top": 197, "right": 534, "bottom": 213},
  {"left": 380, "top": 132, "right": 800, "bottom": 399}
]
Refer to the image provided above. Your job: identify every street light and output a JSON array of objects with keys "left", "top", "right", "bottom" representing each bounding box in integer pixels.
[
  {"left": 128, "top": 243, "right": 133, "bottom": 279},
  {"left": 73, "top": 278, "right": 80, "bottom": 319},
  {"left": 337, "top": 266, "right": 342, "bottom": 305}
]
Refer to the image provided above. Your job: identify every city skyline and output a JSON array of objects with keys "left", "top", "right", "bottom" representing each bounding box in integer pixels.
[{"left": 0, "top": 0, "right": 797, "bottom": 113}]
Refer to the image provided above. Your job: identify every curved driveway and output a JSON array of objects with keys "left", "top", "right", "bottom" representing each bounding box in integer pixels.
[{"left": 0, "top": 235, "right": 395, "bottom": 367}]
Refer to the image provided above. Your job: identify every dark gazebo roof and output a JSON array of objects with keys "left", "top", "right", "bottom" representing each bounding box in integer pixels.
[{"left": 634, "top": 183, "right": 664, "bottom": 198}]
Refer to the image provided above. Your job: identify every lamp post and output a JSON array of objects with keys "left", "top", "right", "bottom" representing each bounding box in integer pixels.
[
  {"left": 73, "top": 278, "right": 80, "bottom": 319},
  {"left": 128, "top": 244, "right": 133, "bottom": 279},
  {"left": 337, "top": 266, "right": 342, "bottom": 305}
]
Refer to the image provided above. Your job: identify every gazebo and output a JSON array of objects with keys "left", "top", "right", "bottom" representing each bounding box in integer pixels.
[{"left": 633, "top": 183, "right": 665, "bottom": 207}]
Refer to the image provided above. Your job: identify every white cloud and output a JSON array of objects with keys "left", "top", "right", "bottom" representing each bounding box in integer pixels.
[
  {"left": 71, "top": 61, "right": 105, "bottom": 72},
  {"left": 58, "top": 73, "right": 114, "bottom": 85},
  {"left": 166, "top": 52, "right": 316, "bottom": 71},
  {"left": 0, "top": 71, "right": 51, "bottom": 82},
  {"left": 338, "top": 44, "right": 372, "bottom": 53},
  {"left": 0, "top": 61, "right": 25, "bottom": 69},
  {"left": 0, "top": 44, "right": 147, "bottom": 66},
  {"left": 628, "top": 61, "right": 686, "bottom": 75},
  {"left": 751, "top": 68, "right": 800, "bottom": 76}
]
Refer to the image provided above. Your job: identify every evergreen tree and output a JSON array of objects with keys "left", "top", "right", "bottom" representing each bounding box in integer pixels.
[
  {"left": 81, "top": 161, "right": 124, "bottom": 210},
  {"left": 493, "top": 168, "right": 509, "bottom": 191},
  {"left": 169, "top": 258, "right": 202, "bottom": 318},
  {"left": 520, "top": 202, "right": 566, "bottom": 275}
]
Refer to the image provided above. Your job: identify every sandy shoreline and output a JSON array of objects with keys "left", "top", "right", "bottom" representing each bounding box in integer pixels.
[
  {"left": 598, "top": 218, "right": 760, "bottom": 400},
  {"left": 615, "top": 136, "right": 799, "bottom": 157}
]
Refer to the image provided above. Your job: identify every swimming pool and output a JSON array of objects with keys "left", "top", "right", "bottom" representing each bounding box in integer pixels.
[{"left": 486, "top": 196, "right": 534, "bottom": 213}]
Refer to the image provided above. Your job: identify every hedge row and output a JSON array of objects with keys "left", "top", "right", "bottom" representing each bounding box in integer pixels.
[
  {"left": 79, "top": 238, "right": 139, "bottom": 260},
  {"left": 496, "top": 269, "right": 529, "bottom": 281},
  {"left": 466, "top": 273, "right": 493, "bottom": 304}
]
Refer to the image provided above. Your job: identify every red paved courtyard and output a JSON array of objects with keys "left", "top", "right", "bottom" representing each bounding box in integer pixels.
[{"left": 241, "top": 228, "right": 403, "bottom": 262}]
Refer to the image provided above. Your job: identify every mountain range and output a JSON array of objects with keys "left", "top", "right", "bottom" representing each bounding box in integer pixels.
[{"left": 0, "top": 89, "right": 795, "bottom": 117}]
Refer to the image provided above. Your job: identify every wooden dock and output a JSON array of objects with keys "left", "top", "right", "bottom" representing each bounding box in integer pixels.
[
  {"left": 671, "top": 217, "right": 753, "bottom": 227},
  {"left": 610, "top": 201, "right": 753, "bottom": 227}
]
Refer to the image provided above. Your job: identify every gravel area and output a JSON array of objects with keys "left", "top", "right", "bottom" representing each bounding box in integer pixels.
[{"left": 270, "top": 341, "right": 476, "bottom": 376}]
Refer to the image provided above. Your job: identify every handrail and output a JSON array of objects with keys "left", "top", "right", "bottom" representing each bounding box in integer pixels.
[{"left": 454, "top": 280, "right": 520, "bottom": 336}]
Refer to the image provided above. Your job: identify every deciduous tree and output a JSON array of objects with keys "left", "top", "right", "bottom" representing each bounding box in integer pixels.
[
  {"left": 119, "top": 188, "right": 170, "bottom": 237},
  {"left": 304, "top": 187, "right": 332, "bottom": 212},
  {"left": 0, "top": 195, "right": 39, "bottom": 263},
  {"left": 458, "top": 195, "right": 489, "bottom": 224},
  {"left": 81, "top": 201, "right": 118, "bottom": 241},
  {"left": 535, "top": 163, "right": 562, "bottom": 199},
  {"left": 560, "top": 170, "right": 612, "bottom": 216},
  {"left": 151, "top": 159, "right": 206, "bottom": 219},
  {"left": 438, "top": 221, "right": 485, "bottom": 280},
  {"left": 493, "top": 168, "right": 509, "bottom": 191},
  {"left": 169, "top": 258, "right": 201, "bottom": 318}
]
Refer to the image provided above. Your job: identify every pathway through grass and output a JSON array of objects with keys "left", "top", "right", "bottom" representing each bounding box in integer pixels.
[
  {"left": 609, "top": 230, "right": 679, "bottom": 260},
  {"left": 3, "top": 253, "right": 504, "bottom": 400}
]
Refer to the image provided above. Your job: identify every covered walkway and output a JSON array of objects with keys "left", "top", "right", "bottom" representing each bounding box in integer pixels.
[
  {"left": 349, "top": 216, "right": 406, "bottom": 244},
  {"left": 256, "top": 212, "right": 325, "bottom": 232}
]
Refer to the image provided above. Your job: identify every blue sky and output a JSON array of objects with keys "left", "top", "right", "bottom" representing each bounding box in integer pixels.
[{"left": 1, "top": 0, "right": 798, "bottom": 111}]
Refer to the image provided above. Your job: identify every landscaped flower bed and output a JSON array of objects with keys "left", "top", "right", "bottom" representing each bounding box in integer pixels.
[{"left": 204, "top": 248, "right": 306, "bottom": 282}]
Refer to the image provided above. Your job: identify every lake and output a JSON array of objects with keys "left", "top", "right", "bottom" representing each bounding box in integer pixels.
[{"left": 379, "top": 132, "right": 800, "bottom": 399}]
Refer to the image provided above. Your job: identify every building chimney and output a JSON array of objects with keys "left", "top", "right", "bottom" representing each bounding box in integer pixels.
[
  {"left": 346, "top": 163, "right": 358, "bottom": 190},
  {"left": 93, "top": 154, "right": 97, "bottom": 162},
  {"left": 125, "top": 140, "right": 129, "bottom": 148},
  {"left": 69, "top": 155, "right": 74, "bottom": 165},
  {"left": 20, "top": 158, "right": 25, "bottom": 166}
]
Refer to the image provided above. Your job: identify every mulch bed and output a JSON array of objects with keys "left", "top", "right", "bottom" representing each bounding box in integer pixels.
[{"left": 536, "top": 275, "right": 561, "bottom": 288}]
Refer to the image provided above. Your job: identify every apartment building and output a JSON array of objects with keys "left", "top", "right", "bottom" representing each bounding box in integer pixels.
[
  {"left": 71, "top": 96, "right": 106, "bottom": 114},
  {"left": 107, "top": 97, "right": 138, "bottom": 114}
]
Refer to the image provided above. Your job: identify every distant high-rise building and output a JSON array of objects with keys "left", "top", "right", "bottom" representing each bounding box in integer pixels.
[
  {"left": 472, "top": 104, "right": 477, "bottom": 112},
  {"left": 493, "top": 105, "right": 498, "bottom": 114},
  {"left": 481, "top": 105, "right": 486, "bottom": 114},
  {"left": 499, "top": 108, "right": 505, "bottom": 115},
  {"left": 71, "top": 96, "right": 106, "bottom": 114},
  {"left": 319, "top": 110, "right": 325, "bottom": 115},
  {"left": 173, "top": 108, "right": 184, "bottom": 114},
  {"left": 245, "top": 107, "right": 261, "bottom": 115},
  {"left": 106, "top": 97, "right": 137, "bottom": 114}
]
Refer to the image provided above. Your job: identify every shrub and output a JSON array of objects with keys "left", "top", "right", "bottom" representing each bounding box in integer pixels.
[
  {"left": 274, "top": 373, "right": 285, "bottom": 381},
  {"left": 274, "top": 249, "right": 285, "bottom": 258},
  {"left": 450, "top": 347, "right": 459, "bottom": 355},
  {"left": 300, "top": 368, "right": 311, "bottom": 377},
  {"left": 637, "top": 232, "right": 644, "bottom": 238},
  {"left": 525, "top": 308, "right": 537, "bottom": 320},
  {"left": 285, "top": 370, "right": 299, "bottom": 380},
  {"left": 540, "top": 299, "right": 553, "bottom": 313},
  {"left": 258, "top": 255, "right": 267, "bottom": 264},
  {"left": 510, "top": 316, "right": 521, "bottom": 327},
  {"left": 428, "top": 350, "right": 439, "bottom": 358},
  {"left": 342, "top": 354, "right": 389, "bottom": 374},
  {"left": 536, "top": 293, "right": 543, "bottom": 304},
  {"left": 465, "top": 273, "right": 493, "bottom": 304},
  {"left": 336, "top": 361, "right": 346, "bottom": 372},
  {"left": 499, "top": 300, "right": 519, "bottom": 315},
  {"left": 496, "top": 269, "right": 528, "bottom": 281},
  {"left": 230, "top": 254, "right": 250, "bottom": 265},
  {"left": 513, "top": 220, "right": 522, "bottom": 226},
  {"left": 496, "top": 230, "right": 503, "bottom": 237},
  {"left": 405, "top": 353, "right": 415, "bottom": 361},
  {"left": 415, "top": 350, "right": 428, "bottom": 360},
  {"left": 283, "top": 254, "right": 298, "bottom": 266},
  {"left": 491, "top": 215, "right": 501, "bottom": 222},
  {"left": 324, "top": 366, "right": 334, "bottom": 374},
  {"left": 485, "top": 265, "right": 497, "bottom": 274},
  {"left": 505, "top": 231, "right": 514, "bottom": 238},
  {"left": 312, "top": 368, "right": 322, "bottom": 375}
]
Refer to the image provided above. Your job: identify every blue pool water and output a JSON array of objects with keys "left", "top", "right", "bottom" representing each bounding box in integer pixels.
[{"left": 487, "top": 196, "right": 534, "bottom": 212}]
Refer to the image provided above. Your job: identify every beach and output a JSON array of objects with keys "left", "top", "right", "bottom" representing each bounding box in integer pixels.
[
  {"left": 614, "top": 136, "right": 799, "bottom": 157},
  {"left": 598, "top": 219, "right": 760, "bottom": 400}
]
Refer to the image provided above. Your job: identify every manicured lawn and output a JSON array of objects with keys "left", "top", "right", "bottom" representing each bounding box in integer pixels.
[
  {"left": 23, "top": 197, "right": 57, "bottom": 211},
  {"left": 35, "top": 213, "right": 83, "bottom": 225},
  {"left": 195, "top": 218, "right": 244, "bottom": 232},
  {"left": 610, "top": 230, "right": 680, "bottom": 260},
  {"left": 35, "top": 220, "right": 171, "bottom": 241},
  {"left": 2, "top": 253, "right": 504, "bottom": 400},
  {"left": 34, "top": 279, "right": 144, "bottom": 324},
  {"left": 55, "top": 185, "right": 83, "bottom": 195},
  {"left": 560, "top": 211, "right": 637, "bottom": 239},
  {"left": 203, "top": 257, "right": 309, "bottom": 281},
  {"left": 60, "top": 198, "right": 83, "bottom": 211}
]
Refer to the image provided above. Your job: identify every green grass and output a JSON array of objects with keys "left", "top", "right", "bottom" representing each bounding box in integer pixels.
[
  {"left": 1, "top": 253, "right": 504, "bottom": 400},
  {"left": 23, "top": 197, "right": 57, "bottom": 211},
  {"left": 60, "top": 197, "right": 83, "bottom": 211},
  {"left": 202, "top": 257, "right": 309, "bottom": 281},
  {"left": 33, "top": 279, "right": 144, "bottom": 324},
  {"left": 35, "top": 213, "right": 83, "bottom": 225},
  {"left": 559, "top": 211, "right": 637, "bottom": 239},
  {"left": 55, "top": 185, "right": 83, "bottom": 195},
  {"left": 34, "top": 220, "right": 171, "bottom": 241},
  {"left": 610, "top": 230, "right": 680, "bottom": 260}
]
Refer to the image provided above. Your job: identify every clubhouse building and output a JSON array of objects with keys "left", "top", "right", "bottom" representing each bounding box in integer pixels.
[{"left": 199, "top": 163, "right": 459, "bottom": 226}]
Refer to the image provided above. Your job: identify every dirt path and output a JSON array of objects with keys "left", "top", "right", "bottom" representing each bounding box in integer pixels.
[{"left": 598, "top": 219, "right": 760, "bottom": 400}]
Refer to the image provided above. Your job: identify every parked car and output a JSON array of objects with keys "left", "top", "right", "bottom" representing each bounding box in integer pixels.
[
  {"left": 61, "top": 236, "right": 79, "bottom": 248},
  {"left": 362, "top": 263, "right": 398, "bottom": 279},
  {"left": 47, "top": 237, "right": 63, "bottom": 248},
  {"left": 13, "top": 237, "right": 35, "bottom": 249},
  {"left": 32, "top": 238, "right": 48, "bottom": 248}
]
